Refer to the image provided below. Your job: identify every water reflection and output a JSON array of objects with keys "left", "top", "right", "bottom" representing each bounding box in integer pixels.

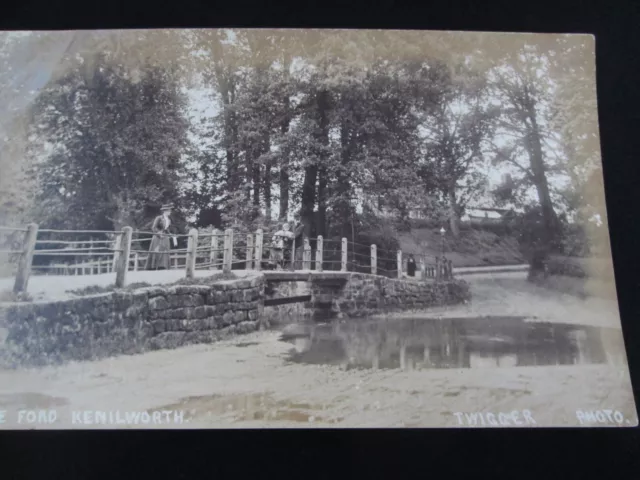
[{"left": 280, "top": 316, "right": 625, "bottom": 371}]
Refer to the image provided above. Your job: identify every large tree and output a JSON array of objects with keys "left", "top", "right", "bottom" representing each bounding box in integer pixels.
[
  {"left": 28, "top": 58, "right": 190, "bottom": 232},
  {"left": 489, "top": 42, "right": 566, "bottom": 266},
  {"left": 418, "top": 62, "right": 497, "bottom": 236}
]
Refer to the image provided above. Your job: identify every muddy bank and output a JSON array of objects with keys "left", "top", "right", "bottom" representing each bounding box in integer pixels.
[
  {"left": 0, "top": 330, "right": 635, "bottom": 429},
  {"left": 0, "top": 272, "right": 633, "bottom": 429}
]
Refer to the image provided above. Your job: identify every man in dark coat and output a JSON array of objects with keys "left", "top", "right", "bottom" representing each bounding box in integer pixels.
[
  {"left": 145, "top": 203, "right": 176, "bottom": 270},
  {"left": 407, "top": 254, "right": 417, "bottom": 277}
]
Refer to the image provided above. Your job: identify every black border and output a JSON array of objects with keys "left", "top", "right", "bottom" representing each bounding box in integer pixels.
[{"left": 1, "top": 0, "right": 640, "bottom": 477}]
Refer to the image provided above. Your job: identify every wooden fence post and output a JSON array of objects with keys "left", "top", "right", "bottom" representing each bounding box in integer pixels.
[
  {"left": 371, "top": 244, "right": 377, "bottom": 275},
  {"left": 289, "top": 236, "right": 296, "bottom": 271},
  {"left": 397, "top": 250, "right": 403, "bottom": 279},
  {"left": 246, "top": 233, "right": 254, "bottom": 270},
  {"left": 303, "top": 238, "right": 311, "bottom": 270},
  {"left": 185, "top": 228, "right": 198, "bottom": 279},
  {"left": 133, "top": 252, "right": 139, "bottom": 272},
  {"left": 341, "top": 237, "right": 348, "bottom": 272},
  {"left": 13, "top": 223, "right": 39, "bottom": 294},
  {"left": 115, "top": 226, "right": 132, "bottom": 288},
  {"left": 254, "top": 229, "right": 263, "bottom": 271},
  {"left": 315, "top": 235, "right": 323, "bottom": 272},
  {"left": 223, "top": 228, "right": 233, "bottom": 273},
  {"left": 435, "top": 256, "right": 441, "bottom": 281},
  {"left": 90, "top": 240, "right": 96, "bottom": 275},
  {"left": 84, "top": 243, "right": 90, "bottom": 275},
  {"left": 209, "top": 229, "right": 220, "bottom": 270},
  {"left": 112, "top": 233, "right": 122, "bottom": 272}
]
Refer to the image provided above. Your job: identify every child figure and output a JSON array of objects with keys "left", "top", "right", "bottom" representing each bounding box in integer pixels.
[{"left": 270, "top": 223, "right": 294, "bottom": 270}]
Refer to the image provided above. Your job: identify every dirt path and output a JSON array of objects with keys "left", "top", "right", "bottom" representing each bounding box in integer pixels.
[
  {"left": 415, "top": 271, "right": 622, "bottom": 329},
  {"left": 0, "top": 272, "right": 635, "bottom": 429}
]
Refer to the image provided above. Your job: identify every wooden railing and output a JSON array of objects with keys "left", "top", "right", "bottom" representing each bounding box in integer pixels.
[{"left": 0, "top": 223, "right": 454, "bottom": 294}]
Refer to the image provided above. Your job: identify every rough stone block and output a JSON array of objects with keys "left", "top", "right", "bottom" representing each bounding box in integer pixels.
[
  {"left": 222, "top": 311, "right": 234, "bottom": 326},
  {"left": 234, "top": 311, "right": 247, "bottom": 323},
  {"left": 192, "top": 295, "right": 205, "bottom": 307},
  {"left": 248, "top": 310, "right": 258, "bottom": 321},
  {"left": 182, "top": 318, "right": 206, "bottom": 332},
  {"left": 204, "top": 317, "right": 217, "bottom": 329},
  {"left": 147, "top": 331, "right": 186, "bottom": 350},
  {"left": 169, "top": 308, "right": 192, "bottom": 320},
  {"left": 193, "top": 306, "right": 206, "bottom": 319},
  {"left": 213, "top": 291, "right": 229, "bottom": 304},
  {"left": 164, "top": 318, "right": 179, "bottom": 331},
  {"left": 236, "top": 321, "right": 258, "bottom": 334},
  {"left": 150, "top": 320, "right": 166, "bottom": 335},
  {"left": 137, "top": 322, "right": 154, "bottom": 340},
  {"left": 113, "top": 292, "right": 134, "bottom": 310},
  {"left": 219, "top": 303, "right": 233, "bottom": 313},
  {"left": 148, "top": 296, "right": 168, "bottom": 311},
  {"left": 125, "top": 303, "right": 147, "bottom": 319},
  {"left": 131, "top": 290, "right": 149, "bottom": 303},
  {"left": 173, "top": 285, "right": 197, "bottom": 295},
  {"left": 141, "top": 287, "right": 166, "bottom": 298}
]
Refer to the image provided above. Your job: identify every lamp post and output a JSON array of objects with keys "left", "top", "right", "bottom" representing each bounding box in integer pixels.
[{"left": 439, "top": 227, "right": 446, "bottom": 258}]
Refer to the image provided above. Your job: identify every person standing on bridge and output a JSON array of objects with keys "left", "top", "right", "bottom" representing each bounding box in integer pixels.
[
  {"left": 270, "top": 222, "right": 294, "bottom": 270},
  {"left": 407, "top": 254, "right": 417, "bottom": 277},
  {"left": 145, "top": 203, "right": 176, "bottom": 270}
]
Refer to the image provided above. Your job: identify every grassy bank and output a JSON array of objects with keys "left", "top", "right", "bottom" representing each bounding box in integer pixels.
[{"left": 398, "top": 227, "right": 524, "bottom": 267}]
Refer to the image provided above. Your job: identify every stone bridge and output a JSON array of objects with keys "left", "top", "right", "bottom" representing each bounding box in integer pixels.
[
  {"left": 0, "top": 270, "right": 470, "bottom": 366},
  {"left": 261, "top": 270, "right": 470, "bottom": 324}
]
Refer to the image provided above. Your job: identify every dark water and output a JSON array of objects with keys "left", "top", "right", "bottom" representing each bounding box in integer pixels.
[{"left": 280, "top": 316, "right": 625, "bottom": 370}]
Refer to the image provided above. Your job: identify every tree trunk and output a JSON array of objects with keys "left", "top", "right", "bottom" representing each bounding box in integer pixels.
[
  {"left": 317, "top": 166, "right": 327, "bottom": 238},
  {"left": 263, "top": 131, "right": 272, "bottom": 219},
  {"left": 278, "top": 52, "right": 292, "bottom": 221},
  {"left": 447, "top": 188, "right": 460, "bottom": 237},
  {"left": 337, "top": 115, "right": 354, "bottom": 238},
  {"left": 279, "top": 166, "right": 289, "bottom": 221},
  {"left": 316, "top": 90, "right": 330, "bottom": 238},
  {"left": 527, "top": 107, "right": 559, "bottom": 250},
  {"left": 252, "top": 160, "right": 261, "bottom": 207},
  {"left": 521, "top": 96, "right": 559, "bottom": 280},
  {"left": 264, "top": 163, "right": 272, "bottom": 219},
  {"left": 301, "top": 165, "right": 317, "bottom": 238}
]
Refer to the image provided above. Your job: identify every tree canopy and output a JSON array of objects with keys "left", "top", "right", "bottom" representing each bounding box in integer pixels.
[{"left": 0, "top": 29, "right": 605, "bottom": 264}]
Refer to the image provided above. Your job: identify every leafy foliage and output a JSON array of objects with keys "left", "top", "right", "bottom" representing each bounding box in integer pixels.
[
  {"left": 28, "top": 59, "right": 190, "bottom": 231},
  {"left": 2, "top": 30, "right": 606, "bottom": 274}
]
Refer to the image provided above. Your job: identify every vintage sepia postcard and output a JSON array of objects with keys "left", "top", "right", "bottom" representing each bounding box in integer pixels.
[{"left": 0, "top": 28, "right": 635, "bottom": 429}]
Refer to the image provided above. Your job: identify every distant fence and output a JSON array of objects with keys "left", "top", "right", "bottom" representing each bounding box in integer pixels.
[{"left": 0, "top": 223, "right": 454, "bottom": 294}]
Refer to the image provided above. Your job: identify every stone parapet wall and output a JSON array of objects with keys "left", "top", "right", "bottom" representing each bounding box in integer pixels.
[
  {"left": 265, "top": 273, "right": 471, "bottom": 322},
  {"left": 1, "top": 276, "right": 264, "bottom": 366},
  {"left": 317, "top": 274, "right": 470, "bottom": 318}
]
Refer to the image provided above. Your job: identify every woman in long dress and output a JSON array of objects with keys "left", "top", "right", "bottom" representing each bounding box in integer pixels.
[{"left": 145, "top": 203, "right": 175, "bottom": 270}]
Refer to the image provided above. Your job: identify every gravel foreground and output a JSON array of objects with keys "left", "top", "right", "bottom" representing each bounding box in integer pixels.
[{"left": 0, "top": 272, "right": 636, "bottom": 429}]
